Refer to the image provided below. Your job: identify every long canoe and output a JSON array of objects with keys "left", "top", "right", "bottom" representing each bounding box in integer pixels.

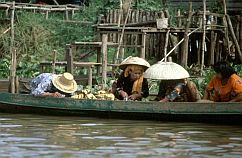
[{"left": 0, "top": 92, "right": 242, "bottom": 125}]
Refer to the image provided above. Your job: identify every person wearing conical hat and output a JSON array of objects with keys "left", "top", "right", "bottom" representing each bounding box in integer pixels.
[
  {"left": 30, "top": 72, "right": 77, "bottom": 97},
  {"left": 113, "top": 56, "right": 150, "bottom": 101},
  {"left": 144, "top": 62, "right": 200, "bottom": 102},
  {"left": 157, "top": 79, "right": 200, "bottom": 102}
]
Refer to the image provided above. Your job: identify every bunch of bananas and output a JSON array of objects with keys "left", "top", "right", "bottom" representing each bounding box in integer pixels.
[
  {"left": 95, "top": 90, "right": 115, "bottom": 100},
  {"left": 71, "top": 89, "right": 115, "bottom": 100},
  {"left": 71, "top": 89, "right": 96, "bottom": 99}
]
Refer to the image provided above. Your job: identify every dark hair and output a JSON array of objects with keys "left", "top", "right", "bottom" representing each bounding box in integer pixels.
[{"left": 214, "top": 61, "right": 236, "bottom": 79}]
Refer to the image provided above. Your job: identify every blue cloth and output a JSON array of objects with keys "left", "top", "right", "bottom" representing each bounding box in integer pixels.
[{"left": 30, "top": 73, "right": 54, "bottom": 96}]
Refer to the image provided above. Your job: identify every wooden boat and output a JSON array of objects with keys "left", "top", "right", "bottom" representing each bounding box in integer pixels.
[{"left": 0, "top": 92, "right": 242, "bottom": 125}]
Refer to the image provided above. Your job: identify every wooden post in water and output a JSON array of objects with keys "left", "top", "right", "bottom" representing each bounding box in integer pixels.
[
  {"left": 181, "top": 1, "right": 192, "bottom": 67},
  {"left": 101, "top": 34, "right": 108, "bottom": 88},
  {"left": 201, "top": 0, "right": 206, "bottom": 75},
  {"left": 9, "top": 2, "right": 16, "bottom": 94}
]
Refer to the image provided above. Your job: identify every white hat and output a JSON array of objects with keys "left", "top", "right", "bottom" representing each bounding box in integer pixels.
[
  {"left": 144, "top": 62, "right": 190, "bottom": 80},
  {"left": 52, "top": 72, "right": 77, "bottom": 93},
  {"left": 119, "top": 56, "right": 150, "bottom": 70}
]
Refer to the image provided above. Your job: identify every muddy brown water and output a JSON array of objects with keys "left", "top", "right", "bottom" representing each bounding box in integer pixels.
[{"left": 0, "top": 113, "right": 242, "bottom": 158}]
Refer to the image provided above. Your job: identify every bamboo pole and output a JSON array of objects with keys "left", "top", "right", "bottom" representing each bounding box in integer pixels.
[
  {"left": 226, "top": 15, "right": 242, "bottom": 62},
  {"left": 164, "top": 29, "right": 170, "bottom": 62},
  {"left": 9, "top": 2, "right": 16, "bottom": 94},
  {"left": 52, "top": 0, "right": 59, "bottom": 6},
  {"left": 161, "top": 27, "right": 200, "bottom": 62},
  {"left": 114, "top": 0, "right": 132, "bottom": 64},
  {"left": 181, "top": 1, "right": 192, "bottom": 67},
  {"left": 201, "top": 0, "right": 206, "bottom": 75},
  {"left": 118, "top": 0, "right": 123, "bottom": 27},
  {"left": 223, "top": 0, "right": 227, "bottom": 15},
  {"left": 0, "top": 27, "right": 11, "bottom": 37}
]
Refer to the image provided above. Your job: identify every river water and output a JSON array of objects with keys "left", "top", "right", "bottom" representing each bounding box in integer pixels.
[{"left": 0, "top": 113, "right": 242, "bottom": 158}]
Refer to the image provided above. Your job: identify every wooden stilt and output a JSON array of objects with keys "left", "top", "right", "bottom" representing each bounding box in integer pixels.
[
  {"left": 101, "top": 34, "right": 108, "bottom": 88},
  {"left": 97, "top": 47, "right": 102, "bottom": 75},
  {"left": 201, "top": 0, "right": 206, "bottom": 75},
  {"left": 215, "top": 34, "right": 221, "bottom": 63},
  {"left": 164, "top": 29, "right": 170, "bottom": 62},
  {"left": 209, "top": 31, "right": 217, "bottom": 65},
  {"left": 140, "top": 33, "right": 146, "bottom": 58},
  {"left": 15, "top": 76, "right": 19, "bottom": 94},
  {"left": 240, "top": 17, "right": 242, "bottom": 62},
  {"left": 9, "top": 2, "right": 16, "bottom": 94},
  {"left": 197, "top": 38, "right": 201, "bottom": 65},
  {"left": 181, "top": 1, "right": 192, "bottom": 67},
  {"left": 226, "top": 15, "right": 242, "bottom": 62},
  {"left": 87, "top": 66, "right": 93, "bottom": 88},
  {"left": 66, "top": 45, "right": 73, "bottom": 74}
]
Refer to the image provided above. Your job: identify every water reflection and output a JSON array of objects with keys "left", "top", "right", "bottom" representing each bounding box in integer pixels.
[{"left": 0, "top": 113, "right": 242, "bottom": 158}]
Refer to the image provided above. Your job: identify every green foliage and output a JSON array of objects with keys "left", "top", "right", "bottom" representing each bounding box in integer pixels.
[{"left": 0, "top": 58, "right": 10, "bottom": 78}]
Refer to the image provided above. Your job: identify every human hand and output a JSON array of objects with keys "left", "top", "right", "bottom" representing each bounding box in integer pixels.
[
  {"left": 51, "top": 92, "right": 63, "bottom": 97},
  {"left": 159, "top": 97, "right": 169, "bottom": 102},
  {"left": 120, "top": 90, "right": 128, "bottom": 99},
  {"left": 128, "top": 94, "right": 140, "bottom": 100}
]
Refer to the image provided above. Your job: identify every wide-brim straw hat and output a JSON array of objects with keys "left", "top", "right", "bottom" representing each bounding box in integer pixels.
[
  {"left": 52, "top": 72, "right": 77, "bottom": 94},
  {"left": 144, "top": 61, "right": 190, "bottom": 80},
  {"left": 119, "top": 56, "right": 150, "bottom": 70}
]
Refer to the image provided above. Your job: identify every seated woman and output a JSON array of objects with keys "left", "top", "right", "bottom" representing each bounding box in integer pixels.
[
  {"left": 113, "top": 57, "right": 150, "bottom": 101},
  {"left": 30, "top": 72, "right": 77, "bottom": 97},
  {"left": 203, "top": 62, "right": 242, "bottom": 102},
  {"left": 158, "top": 79, "right": 200, "bottom": 102}
]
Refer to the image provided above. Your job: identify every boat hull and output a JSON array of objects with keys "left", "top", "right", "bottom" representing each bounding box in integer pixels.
[{"left": 0, "top": 92, "right": 242, "bottom": 124}]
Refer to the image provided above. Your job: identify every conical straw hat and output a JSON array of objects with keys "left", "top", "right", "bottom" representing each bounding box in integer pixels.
[
  {"left": 119, "top": 56, "right": 150, "bottom": 70},
  {"left": 144, "top": 62, "right": 190, "bottom": 80}
]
